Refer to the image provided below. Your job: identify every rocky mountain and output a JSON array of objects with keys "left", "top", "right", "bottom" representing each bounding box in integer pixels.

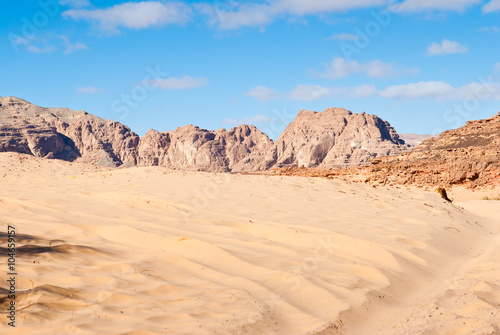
[
  {"left": 0, "top": 96, "right": 139, "bottom": 167},
  {"left": 0, "top": 97, "right": 411, "bottom": 171},
  {"left": 260, "top": 108, "right": 411, "bottom": 169}
]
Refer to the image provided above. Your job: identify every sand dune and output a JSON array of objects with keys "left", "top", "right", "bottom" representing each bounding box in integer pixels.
[{"left": 0, "top": 152, "right": 499, "bottom": 334}]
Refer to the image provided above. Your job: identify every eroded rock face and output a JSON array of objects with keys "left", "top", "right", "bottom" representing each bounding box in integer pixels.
[
  {"left": 265, "top": 108, "right": 411, "bottom": 168},
  {"left": 137, "top": 124, "right": 274, "bottom": 172},
  {"left": 356, "top": 112, "right": 500, "bottom": 187},
  {"left": 0, "top": 98, "right": 76, "bottom": 159},
  {"left": 0, "top": 97, "right": 139, "bottom": 167}
]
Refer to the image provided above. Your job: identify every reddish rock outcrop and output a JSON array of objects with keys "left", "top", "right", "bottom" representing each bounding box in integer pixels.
[{"left": 361, "top": 112, "right": 500, "bottom": 187}]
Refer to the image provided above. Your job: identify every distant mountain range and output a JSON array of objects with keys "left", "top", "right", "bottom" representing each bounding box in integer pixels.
[{"left": 0, "top": 96, "right": 412, "bottom": 171}]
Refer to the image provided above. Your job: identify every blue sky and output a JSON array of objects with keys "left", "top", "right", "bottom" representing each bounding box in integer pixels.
[{"left": 1, "top": 0, "right": 499, "bottom": 139}]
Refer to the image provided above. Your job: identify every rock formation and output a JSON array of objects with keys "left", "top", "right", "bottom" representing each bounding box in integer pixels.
[
  {"left": 360, "top": 112, "right": 500, "bottom": 187},
  {"left": 137, "top": 124, "right": 273, "bottom": 172},
  {"left": 0, "top": 96, "right": 139, "bottom": 167},
  {"left": 1, "top": 96, "right": 412, "bottom": 172},
  {"left": 261, "top": 108, "right": 411, "bottom": 169}
]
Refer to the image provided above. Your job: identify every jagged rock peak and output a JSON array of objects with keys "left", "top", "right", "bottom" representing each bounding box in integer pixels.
[{"left": 265, "top": 107, "right": 410, "bottom": 168}]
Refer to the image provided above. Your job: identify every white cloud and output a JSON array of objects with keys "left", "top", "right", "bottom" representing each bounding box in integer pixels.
[
  {"left": 12, "top": 37, "right": 30, "bottom": 46},
  {"left": 289, "top": 84, "right": 332, "bottom": 101},
  {"left": 63, "top": 1, "right": 192, "bottom": 34},
  {"left": 313, "top": 57, "right": 417, "bottom": 79},
  {"left": 59, "top": 0, "right": 91, "bottom": 8},
  {"left": 76, "top": 86, "right": 101, "bottom": 94},
  {"left": 146, "top": 76, "right": 208, "bottom": 90},
  {"left": 478, "top": 26, "right": 500, "bottom": 32},
  {"left": 244, "top": 86, "right": 278, "bottom": 101},
  {"left": 380, "top": 81, "right": 454, "bottom": 99},
  {"left": 26, "top": 44, "right": 56, "bottom": 54},
  {"left": 380, "top": 81, "right": 500, "bottom": 100},
  {"left": 288, "top": 84, "right": 378, "bottom": 101},
  {"left": 390, "top": 0, "right": 481, "bottom": 12},
  {"left": 222, "top": 114, "right": 272, "bottom": 125},
  {"left": 196, "top": 0, "right": 389, "bottom": 30},
  {"left": 60, "top": 35, "right": 88, "bottom": 54},
  {"left": 495, "top": 63, "right": 500, "bottom": 73},
  {"left": 427, "top": 39, "right": 469, "bottom": 55},
  {"left": 483, "top": 0, "right": 500, "bottom": 13},
  {"left": 287, "top": 80, "right": 500, "bottom": 102},
  {"left": 327, "top": 33, "right": 357, "bottom": 41}
]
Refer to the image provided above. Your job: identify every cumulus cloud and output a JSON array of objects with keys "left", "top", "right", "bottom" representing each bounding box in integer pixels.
[
  {"left": 222, "top": 114, "right": 272, "bottom": 125},
  {"left": 196, "top": 0, "right": 389, "bottom": 30},
  {"left": 76, "top": 86, "right": 101, "bottom": 94},
  {"left": 244, "top": 86, "right": 278, "bottom": 101},
  {"left": 312, "top": 57, "right": 418, "bottom": 79},
  {"left": 63, "top": 1, "right": 192, "bottom": 34},
  {"left": 483, "top": 0, "right": 500, "bottom": 13},
  {"left": 390, "top": 0, "right": 481, "bottom": 12},
  {"left": 427, "top": 39, "right": 469, "bottom": 55},
  {"left": 146, "top": 76, "right": 208, "bottom": 90}
]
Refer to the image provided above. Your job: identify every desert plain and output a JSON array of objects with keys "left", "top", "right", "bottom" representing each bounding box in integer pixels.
[{"left": 0, "top": 152, "right": 499, "bottom": 335}]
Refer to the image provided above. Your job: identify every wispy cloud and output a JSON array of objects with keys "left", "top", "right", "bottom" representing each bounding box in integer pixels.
[
  {"left": 380, "top": 81, "right": 500, "bottom": 100},
  {"left": 12, "top": 36, "right": 56, "bottom": 54},
  {"left": 288, "top": 80, "right": 500, "bottom": 101},
  {"left": 196, "top": 0, "right": 390, "bottom": 30},
  {"left": 427, "top": 39, "right": 469, "bottom": 55},
  {"left": 76, "top": 86, "right": 101, "bottom": 94},
  {"left": 390, "top": 0, "right": 481, "bottom": 13},
  {"left": 222, "top": 114, "right": 272, "bottom": 125},
  {"left": 63, "top": 1, "right": 192, "bottom": 34},
  {"left": 327, "top": 33, "right": 358, "bottom": 41},
  {"left": 244, "top": 86, "right": 278, "bottom": 101},
  {"left": 312, "top": 57, "right": 418, "bottom": 79},
  {"left": 10, "top": 34, "right": 87, "bottom": 54},
  {"left": 145, "top": 76, "right": 208, "bottom": 90},
  {"left": 289, "top": 84, "right": 332, "bottom": 101},
  {"left": 60, "top": 35, "right": 88, "bottom": 54},
  {"left": 483, "top": 0, "right": 500, "bottom": 13},
  {"left": 478, "top": 26, "right": 500, "bottom": 32},
  {"left": 289, "top": 84, "right": 378, "bottom": 101}
]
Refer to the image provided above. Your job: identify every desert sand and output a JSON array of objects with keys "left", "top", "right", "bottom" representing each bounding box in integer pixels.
[{"left": 0, "top": 152, "right": 499, "bottom": 335}]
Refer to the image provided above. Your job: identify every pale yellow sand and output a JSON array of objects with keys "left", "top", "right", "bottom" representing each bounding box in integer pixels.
[{"left": 0, "top": 152, "right": 498, "bottom": 335}]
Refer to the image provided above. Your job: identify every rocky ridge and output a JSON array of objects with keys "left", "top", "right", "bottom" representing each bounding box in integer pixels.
[{"left": 0, "top": 96, "right": 412, "bottom": 172}]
